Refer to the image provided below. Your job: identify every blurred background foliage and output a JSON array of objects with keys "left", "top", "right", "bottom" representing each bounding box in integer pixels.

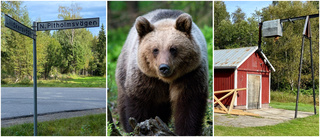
[{"left": 107, "top": 1, "right": 212, "bottom": 135}]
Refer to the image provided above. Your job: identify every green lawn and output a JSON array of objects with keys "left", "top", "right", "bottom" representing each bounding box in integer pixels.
[
  {"left": 270, "top": 101, "right": 319, "bottom": 113},
  {"left": 1, "top": 113, "right": 106, "bottom": 136},
  {"left": 215, "top": 102, "right": 319, "bottom": 136},
  {"left": 2, "top": 76, "right": 106, "bottom": 88}
]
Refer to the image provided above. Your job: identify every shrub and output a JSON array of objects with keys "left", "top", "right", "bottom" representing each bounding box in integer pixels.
[{"left": 19, "top": 77, "right": 31, "bottom": 85}]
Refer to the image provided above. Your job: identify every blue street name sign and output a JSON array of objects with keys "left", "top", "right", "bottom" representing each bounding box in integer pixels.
[
  {"left": 37, "top": 17, "right": 99, "bottom": 31},
  {"left": 5, "top": 14, "right": 34, "bottom": 39}
]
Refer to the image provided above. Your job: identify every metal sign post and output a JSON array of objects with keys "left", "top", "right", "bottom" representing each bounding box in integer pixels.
[
  {"left": 32, "top": 21, "right": 37, "bottom": 136},
  {"left": 4, "top": 14, "right": 99, "bottom": 136},
  {"left": 5, "top": 14, "right": 37, "bottom": 135}
]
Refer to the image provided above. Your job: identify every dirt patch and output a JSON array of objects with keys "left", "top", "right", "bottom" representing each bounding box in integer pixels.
[
  {"left": 214, "top": 108, "right": 314, "bottom": 127},
  {"left": 1, "top": 108, "right": 106, "bottom": 128}
]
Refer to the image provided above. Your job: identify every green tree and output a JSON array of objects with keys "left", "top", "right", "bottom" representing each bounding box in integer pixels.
[
  {"left": 231, "top": 7, "right": 246, "bottom": 24},
  {"left": 95, "top": 24, "right": 106, "bottom": 76},
  {"left": 36, "top": 31, "right": 62, "bottom": 79},
  {"left": 261, "top": 1, "right": 319, "bottom": 91},
  {"left": 75, "top": 28, "right": 94, "bottom": 75},
  {"left": 1, "top": 1, "right": 33, "bottom": 82},
  {"left": 214, "top": 19, "right": 234, "bottom": 49},
  {"left": 57, "top": 3, "right": 83, "bottom": 74},
  {"left": 214, "top": 5, "right": 258, "bottom": 49},
  {"left": 214, "top": 1, "right": 230, "bottom": 27}
]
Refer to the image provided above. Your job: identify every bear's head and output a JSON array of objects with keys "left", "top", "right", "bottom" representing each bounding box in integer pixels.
[{"left": 135, "top": 13, "right": 201, "bottom": 83}]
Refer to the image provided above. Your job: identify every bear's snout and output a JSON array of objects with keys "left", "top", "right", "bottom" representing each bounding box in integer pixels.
[{"left": 159, "top": 64, "right": 171, "bottom": 77}]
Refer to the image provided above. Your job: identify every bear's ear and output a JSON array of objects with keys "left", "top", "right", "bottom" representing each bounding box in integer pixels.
[
  {"left": 135, "top": 16, "right": 154, "bottom": 38},
  {"left": 175, "top": 13, "right": 192, "bottom": 35}
]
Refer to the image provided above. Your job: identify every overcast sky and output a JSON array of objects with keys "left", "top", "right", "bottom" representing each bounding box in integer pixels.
[{"left": 22, "top": 1, "right": 106, "bottom": 36}]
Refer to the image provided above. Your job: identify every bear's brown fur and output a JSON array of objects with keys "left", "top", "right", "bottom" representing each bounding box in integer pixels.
[{"left": 116, "top": 9, "right": 208, "bottom": 136}]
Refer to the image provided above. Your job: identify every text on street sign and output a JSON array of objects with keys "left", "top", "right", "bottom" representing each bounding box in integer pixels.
[
  {"left": 37, "top": 18, "right": 99, "bottom": 31},
  {"left": 5, "top": 14, "right": 33, "bottom": 39}
]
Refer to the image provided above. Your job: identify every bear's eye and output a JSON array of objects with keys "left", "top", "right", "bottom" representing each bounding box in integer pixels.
[
  {"left": 152, "top": 48, "right": 159, "bottom": 56},
  {"left": 170, "top": 47, "right": 177, "bottom": 56}
]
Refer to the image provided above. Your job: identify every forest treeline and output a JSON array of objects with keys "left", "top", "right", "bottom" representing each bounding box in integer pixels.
[
  {"left": 215, "top": 1, "right": 319, "bottom": 92},
  {"left": 1, "top": 1, "right": 106, "bottom": 84}
]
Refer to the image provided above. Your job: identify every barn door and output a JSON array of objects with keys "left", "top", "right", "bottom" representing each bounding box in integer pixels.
[{"left": 247, "top": 74, "right": 261, "bottom": 109}]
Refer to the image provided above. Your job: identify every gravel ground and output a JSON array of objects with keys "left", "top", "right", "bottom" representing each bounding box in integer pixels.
[
  {"left": 1, "top": 108, "right": 106, "bottom": 128},
  {"left": 214, "top": 113, "right": 284, "bottom": 127},
  {"left": 214, "top": 108, "right": 314, "bottom": 127}
]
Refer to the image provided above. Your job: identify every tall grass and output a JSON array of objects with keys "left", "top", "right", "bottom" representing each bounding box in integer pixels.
[{"left": 271, "top": 90, "right": 319, "bottom": 105}]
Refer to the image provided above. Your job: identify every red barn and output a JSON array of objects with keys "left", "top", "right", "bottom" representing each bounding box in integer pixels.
[{"left": 214, "top": 46, "right": 275, "bottom": 109}]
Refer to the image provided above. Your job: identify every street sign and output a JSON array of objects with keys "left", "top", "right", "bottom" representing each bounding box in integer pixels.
[
  {"left": 5, "top": 14, "right": 34, "bottom": 39},
  {"left": 4, "top": 14, "right": 100, "bottom": 136},
  {"left": 37, "top": 17, "right": 99, "bottom": 31}
]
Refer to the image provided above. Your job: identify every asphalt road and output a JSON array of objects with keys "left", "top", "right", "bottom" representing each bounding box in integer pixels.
[{"left": 1, "top": 87, "right": 106, "bottom": 119}]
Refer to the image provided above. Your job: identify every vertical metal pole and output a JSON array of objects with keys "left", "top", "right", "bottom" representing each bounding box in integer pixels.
[
  {"left": 309, "top": 38, "right": 316, "bottom": 115},
  {"left": 295, "top": 36, "right": 305, "bottom": 118},
  {"left": 33, "top": 21, "right": 37, "bottom": 136},
  {"left": 258, "top": 22, "right": 262, "bottom": 51}
]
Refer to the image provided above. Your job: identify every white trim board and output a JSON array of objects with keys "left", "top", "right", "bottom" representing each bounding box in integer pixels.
[{"left": 234, "top": 69, "right": 238, "bottom": 106}]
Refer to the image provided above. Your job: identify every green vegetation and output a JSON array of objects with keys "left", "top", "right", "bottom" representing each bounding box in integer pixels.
[
  {"left": 214, "top": 2, "right": 319, "bottom": 136},
  {"left": 270, "top": 90, "right": 319, "bottom": 113},
  {"left": 214, "top": 1, "right": 319, "bottom": 93},
  {"left": 1, "top": 113, "right": 106, "bottom": 136},
  {"left": 2, "top": 75, "right": 106, "bottom": 88},
  {"left": 271, "top": 90, "right": 319, "bottom": 105},
  {"left": 270, "top": 101, "right": 319, "bottom": 113},
  {"left": 214, "top": 91, "right": 319, "bottom": 136},
  {"left": 1, "top": 1, "right": 106, "bottom": 85},
  {"left": 214, "top": 114, "right": 319, "bottom": 136}
]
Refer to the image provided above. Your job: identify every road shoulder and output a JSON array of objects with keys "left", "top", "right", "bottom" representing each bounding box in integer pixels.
[{"left": 1, "top": 108, "right": 106, "bottom": 128}]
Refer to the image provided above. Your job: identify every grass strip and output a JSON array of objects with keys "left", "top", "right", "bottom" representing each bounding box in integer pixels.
[
  {"left": 270, "top": 101, "right": 319, "bottom": 113},
  {"left": 2, "top": 76, "right": 106, "bottom": 88},
  {"left": 1, "top": 113, "right": 106, "bottom": 136}
]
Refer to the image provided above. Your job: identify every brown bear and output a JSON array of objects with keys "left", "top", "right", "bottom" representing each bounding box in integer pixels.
[{"left": 116, "top": 9, "right": 208, "bottom": 136}]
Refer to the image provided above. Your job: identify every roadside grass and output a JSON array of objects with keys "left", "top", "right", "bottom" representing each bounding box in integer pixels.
[
  {"left": 1, "top": 113, "right": 106, "bottom": 136},
  {"left": 1, "top": 76, "right": 106, "bottom": 88},
  {"left": 214, "top": 114, "right": 319, "bottom": 136}
]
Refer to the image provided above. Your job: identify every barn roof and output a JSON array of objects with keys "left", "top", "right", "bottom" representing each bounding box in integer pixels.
[{"left": 214, "top": 46, "right": 275, "bottom": 71}]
